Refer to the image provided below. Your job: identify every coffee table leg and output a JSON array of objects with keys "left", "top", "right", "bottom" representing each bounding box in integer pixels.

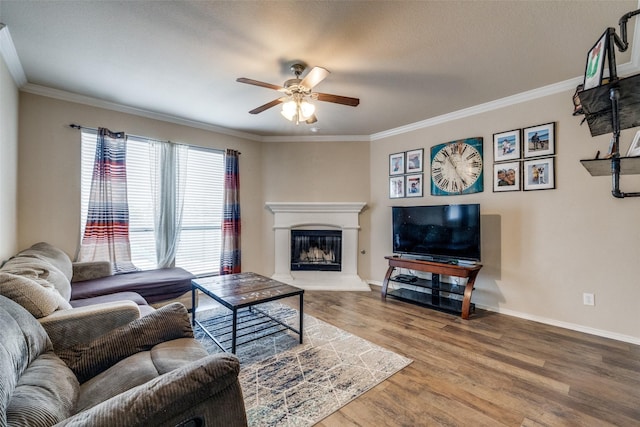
[
  {"left": 299, "top": 293, "right": 304, "bottom": 344},
  {"left": 231, "top": 308, "right": 238, "bottom": 353},
  {"left": 191, "top": 286, "right": 196, "bottom": 326}
]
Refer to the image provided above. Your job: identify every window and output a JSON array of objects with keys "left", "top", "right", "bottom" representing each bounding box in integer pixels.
[{"left": 81, "top": 130, "right": 224, "bottom": 276}]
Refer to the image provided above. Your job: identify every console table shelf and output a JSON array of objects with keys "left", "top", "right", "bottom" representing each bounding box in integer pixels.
[{"left": 381, "top": 256, "right": 482, "bottom": 319}]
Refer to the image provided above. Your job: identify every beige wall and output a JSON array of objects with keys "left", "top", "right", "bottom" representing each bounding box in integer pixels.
[
  {"left": 17, "top": 93, "right": 266, "bottom": 273},
  {"left": 0, "top": 52, "right": 19, "bottom": 260},
  {"left": 16, "top": 86, "right": 640, "bottom": 342},
  {"left": 370, "top": 90, "right": 640, "bottom": 341},
  {"left": 259, "top": 140, "right": 371, "bottom": 277}
]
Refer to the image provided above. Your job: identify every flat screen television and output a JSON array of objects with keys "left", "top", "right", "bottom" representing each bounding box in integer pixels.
[{"left": 392, "top": 204, "right": 481, "bottom": 262}]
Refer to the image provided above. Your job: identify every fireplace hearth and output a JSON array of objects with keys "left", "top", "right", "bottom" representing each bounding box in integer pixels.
[{"left": 291, "top": 230, "right": 342, "bottom": 272}]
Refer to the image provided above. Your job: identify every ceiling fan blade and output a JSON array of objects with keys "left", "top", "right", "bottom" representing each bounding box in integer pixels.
[
  {"left": 249, "top": 97, "right": 286, "bottom": 114},
  {"left": 236, "top": 77, "right": 283, "bottom": 91},
  {"left": 300, "top": 67, "right": 329, "bottom": 90},
  {"left": 316, "top": 92, "right": 360, "bottom": 107},
  {"left": 305, "top": 114, "right": 318, "bottom": 124}
]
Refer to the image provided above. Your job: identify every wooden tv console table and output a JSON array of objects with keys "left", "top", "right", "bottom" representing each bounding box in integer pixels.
[{"left": 381, "top": 256, "right": 482, "bottom": 319}]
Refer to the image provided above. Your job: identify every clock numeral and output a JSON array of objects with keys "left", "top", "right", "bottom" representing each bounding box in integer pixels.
[{"left": 436, "top": 176, "right": 449, "bottom": 188}]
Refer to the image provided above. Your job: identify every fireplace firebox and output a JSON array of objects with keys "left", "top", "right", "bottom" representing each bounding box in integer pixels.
[{"left": 291, "top": 230, "right": 342, "bottom": 272}]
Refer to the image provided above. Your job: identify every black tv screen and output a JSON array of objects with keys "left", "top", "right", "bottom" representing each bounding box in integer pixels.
[{"left": 392, "top": 204, "right": 481, "bottom": 262}]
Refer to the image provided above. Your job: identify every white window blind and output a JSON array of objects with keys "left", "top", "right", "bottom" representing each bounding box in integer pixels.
[{"left": 80, "top": 130, "right": 224, "bottom": 276}]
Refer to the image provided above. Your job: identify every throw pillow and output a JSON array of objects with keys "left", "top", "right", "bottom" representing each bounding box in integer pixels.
[{"left": 0, "top": 272, "right": 71, "bottom": 318}]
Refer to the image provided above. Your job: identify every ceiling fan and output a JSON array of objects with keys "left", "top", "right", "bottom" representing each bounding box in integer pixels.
[{"left": 236, "top": 63, "right": 360, "bottom": 125}]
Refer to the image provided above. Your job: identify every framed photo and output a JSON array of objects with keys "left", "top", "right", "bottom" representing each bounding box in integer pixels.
[
  {"left": 524, "top": 158, "right": 555, "bottom": 191},
  {"left": 389, "top": 176, "right": 405, "bottom": 198},
  {"left": 406, "top": 149, "right": 424, "bottom": 173},
  {"left": 626, "top": 130, "right": 640, "bottom": 157},
  {"left": 494, "top": 129, "right": 521, "bottom": 162},
  {"left": 524, "top": 122, "right": 555, "bottom": 158},
  {"left": 389, "top": 152, "right": 405, "bottom": 175},
  {"left": 493, "top": 162, "right": 520, "bottom": 192},
  {"left": 584, "top": 30, "right": 609, "bottom": 90},
  {"left": 406, "top": 174, "right": 423, "bottom": 197}
]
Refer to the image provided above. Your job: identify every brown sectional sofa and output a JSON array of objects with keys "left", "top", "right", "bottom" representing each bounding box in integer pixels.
[
  {"left": 70, "top": 265, "right": 195, "bottom": 308},
  {"left": 0, "top": 242, "right": 195, "bottom": 321},
  {"left": 0, "top": 294, "right": 248, "bottom": 426},
  {"left": 0, "top": 243, "right": 248, "bottom": 426}
]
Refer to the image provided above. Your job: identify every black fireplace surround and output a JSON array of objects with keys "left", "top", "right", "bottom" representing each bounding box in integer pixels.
[{"left": 291, "top": 230, "right": 342, "bottom": 271}]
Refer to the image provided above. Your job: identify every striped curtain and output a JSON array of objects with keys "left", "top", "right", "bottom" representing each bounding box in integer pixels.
[
  {"left": 220, "top": 149, "right": 241, "bottom": 275},
  {"left": 78, "top": 128, "right": 137, "bottom": 273}
]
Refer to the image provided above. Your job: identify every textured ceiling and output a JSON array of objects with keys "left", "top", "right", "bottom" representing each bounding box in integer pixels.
[{"left": 1, "top": 1, "right": 638, "bottom": 138}]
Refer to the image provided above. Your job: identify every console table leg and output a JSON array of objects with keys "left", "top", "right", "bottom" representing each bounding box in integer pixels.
[
  {"left": 461, "top": 271, "right": 480, "bottom": 320},
  {"left": 381, "top": 265, "right": 395, "bottom": 300}
]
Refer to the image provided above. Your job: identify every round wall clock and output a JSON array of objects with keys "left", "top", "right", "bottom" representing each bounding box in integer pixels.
[{"left": 430, "top": 137, "right": 484, "bottom": 196}]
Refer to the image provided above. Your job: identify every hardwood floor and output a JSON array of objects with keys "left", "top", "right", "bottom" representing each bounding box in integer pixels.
[{"left": 302, "top": 287, "right": 640, "bottom": 426}]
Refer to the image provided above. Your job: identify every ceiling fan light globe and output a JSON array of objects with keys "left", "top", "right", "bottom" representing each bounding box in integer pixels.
[
  {"left": 281, "top": 110, "right": 295, "bottom": 121},
  {"left": 281, "top": 100, "right": 297, "bottom": 121},
  {"left": 300, "top": 101, "right": 315, "bottom": 120}
]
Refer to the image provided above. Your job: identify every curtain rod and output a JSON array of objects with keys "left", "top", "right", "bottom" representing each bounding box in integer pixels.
[
  {"left": 70, "top": 123, "right": 172, "bottom": 145},
  {"left": 69, "top": 123, "right": 239, "bottom": 154}
]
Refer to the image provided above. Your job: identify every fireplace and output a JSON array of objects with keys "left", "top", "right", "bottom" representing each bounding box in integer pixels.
[
  {"left": 291, "top": 230, "right": 342, "bottom": 272},
  {"left": 266, "top": 202, "right": 369, "bottom": 291}
]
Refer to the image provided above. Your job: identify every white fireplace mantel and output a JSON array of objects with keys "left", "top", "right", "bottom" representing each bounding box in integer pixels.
[{"left": 265, "top": 202, "right": 369, "bottom": 291}]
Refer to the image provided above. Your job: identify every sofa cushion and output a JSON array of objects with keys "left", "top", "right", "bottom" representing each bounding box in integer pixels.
[
  {"left": 2, "top": 242, "right": 74, "bottom": 301},
  {"left": 148, "top": 338, "right": 209, "bottom": 374},
  {"left": 0, "top": 295, "right": 55, "bottom": 425},
  {"left": 17, "top": 242, "right": 74, "bottom": 281},
  {"left": 6, "top": 352, "right": 79, "bottom": 427},
  {"left": 0, "top": 272, "right": 72, "bottom": 318},
  {"left": 58, "top": 303, "right": 194, "bottom": 383},
  {"left": 70, "top": 267, "right": 194, "bottom": 304},
  {"left": 69, "top": 291, "right": 155, "bottom": 316},
  {"left": 75, "top": 339, "right": 208, "bottom": 413}
]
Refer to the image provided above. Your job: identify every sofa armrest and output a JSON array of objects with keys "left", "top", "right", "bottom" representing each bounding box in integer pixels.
[
  {"left": 58, "top": 303, "right": 193, "bottom": 383},
  {"left": 40, "top": 301, "right": 141, "bottom": 352},
  {"left": 71, "top": 261, "right": 113, "bottom": 282},
  {"left": 55, "top": 354, "right": 247, "bottom": 427}
]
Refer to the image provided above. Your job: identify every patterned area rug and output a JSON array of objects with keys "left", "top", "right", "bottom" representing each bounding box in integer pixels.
[{"left": 193, "top": 302, "right": 412, "bottom": 426}]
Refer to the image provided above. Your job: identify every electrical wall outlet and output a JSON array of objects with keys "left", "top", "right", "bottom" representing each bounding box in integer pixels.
[{"left": 583, "top": 293, "right": 595, "bottom": 306}]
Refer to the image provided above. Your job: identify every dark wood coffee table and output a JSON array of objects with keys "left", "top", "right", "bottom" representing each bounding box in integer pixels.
[{"left": 191, "top": 272, "right": 304, "bottom": 354}]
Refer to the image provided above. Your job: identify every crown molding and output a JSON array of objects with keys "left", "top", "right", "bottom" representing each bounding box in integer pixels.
[
  {"left": 0, "top": 24, "right": 27, "bottom": 87},
  {"left": 21, "top": 82, "right": 370, "bottom": 143},
  {"left": 21, "top": 83, "right": 263, "bottom": 141},
  {"left": 371, "top": 66, "right": 640, "bottom": 142},
  {"left": 370, "top": 78, "right": 579, "bottom": 141}
]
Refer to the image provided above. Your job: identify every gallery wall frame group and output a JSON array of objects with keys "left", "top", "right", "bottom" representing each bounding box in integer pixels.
[
  {"left": 389, "top": 149, "right": 424, "bottom": 198},
  {"left": 492, "top": 122, "right": 556, "bottom": 192}
]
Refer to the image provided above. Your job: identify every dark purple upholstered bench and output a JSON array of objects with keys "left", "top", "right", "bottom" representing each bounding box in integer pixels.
[{"left": 71, "top": 267, "right": 196, "bottom": 310}]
